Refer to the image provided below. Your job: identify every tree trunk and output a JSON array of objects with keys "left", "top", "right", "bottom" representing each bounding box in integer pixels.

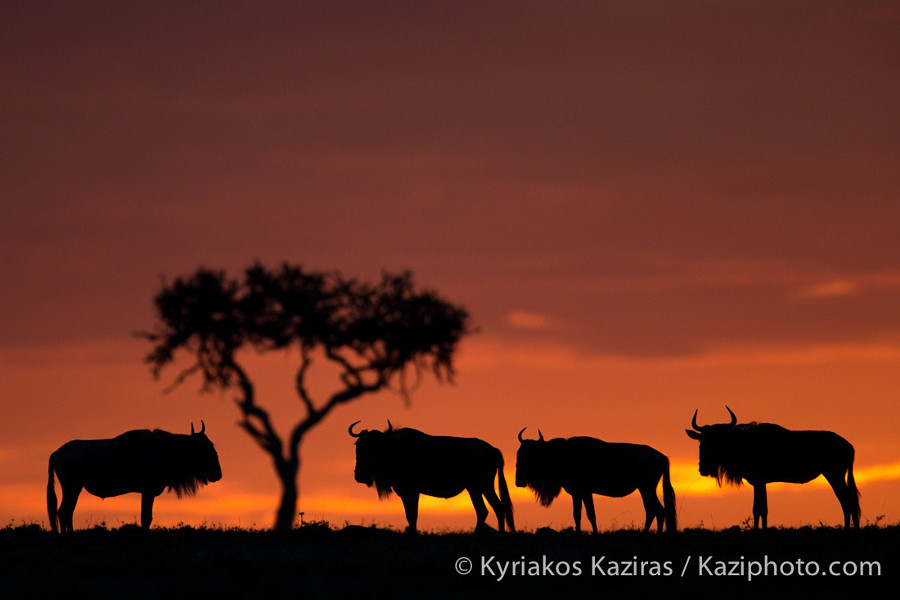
[{"left": 274, "top": 459, "right": 300, "bottom": 531}]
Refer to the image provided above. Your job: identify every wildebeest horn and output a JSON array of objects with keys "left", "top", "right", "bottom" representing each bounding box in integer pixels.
[
  {"left": 386, "top": 420, "right": 394, "bottom": 432},
  {"left": 518, "top": 427, "right": 527, "bottom": 443},
  {"left": 200, "top": 420, "right": 206, "bottom": 435},
  {"left": 537, "top": 429, "right": 544, "bottom": 442},
  {"left": 691, "top": 409, "right": 702, "bottom": 431},
  {"left": 348, "top": 420, "right": 363, "bottom": 438},
  {"left": 726, "top": 406, "right": 737, "bottom": 426}
]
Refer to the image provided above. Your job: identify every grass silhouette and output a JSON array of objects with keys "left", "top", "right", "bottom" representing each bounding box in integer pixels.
[{"left": 1, "top": 522, "right": 894, "bottom": 598}]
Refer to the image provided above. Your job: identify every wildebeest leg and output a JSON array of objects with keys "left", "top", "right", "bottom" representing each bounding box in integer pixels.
[
  {"left": 639, "top": 485, "right": 665, "bottom": 533},
  {"left": 58, "top": 484, "right": 82, "bottom": 533},
  {"left": 481, "top": 486, "right": 506, "bottom": 532},
  {"left": 399, "top": 492, "right": 419, "bottom": 533},
  {"left": 583, "top": 495, "right": 598, "bottom": 534},
  {"left": 468, "top": 489, "right": 490, "bottom": 532},
  {"left": 141, "top": 493, "right": 155, "bottom": 529},
  {"left": 752, "top": 484, "right": 768, "bottom": 529},
  {"left": 571, "top": 495, "right": 583, "bottom": 532}
]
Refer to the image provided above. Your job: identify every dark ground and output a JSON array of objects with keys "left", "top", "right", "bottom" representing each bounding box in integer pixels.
[{"left": 1, "top": 523, "right": 895, "bottom": 599}]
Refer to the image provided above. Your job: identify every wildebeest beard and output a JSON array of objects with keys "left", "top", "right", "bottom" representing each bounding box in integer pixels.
[
  {"left": 374, "top": 478, "right": 394, "bottom": 500},
  {"left": 715, "top": 465, "right": 745, "bottom": 488},
  {"left": 153, "top": 430, "right": 216, "bottom": 498},
  {"left": 526, "top": 475, "right": 563, "bottom": 507}
]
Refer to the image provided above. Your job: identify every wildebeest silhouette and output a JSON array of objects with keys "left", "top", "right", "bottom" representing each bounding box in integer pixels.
[
  {"left": 515, "top": 428, "right": 676, "bottom": 533},
  {"left": 686, "top": 407, "right": 860, "bottom": 529},
  {"left": 47, "top": 423, "right": 222, "bottom": 533},
  {"left": 349, "top": 421, "right": 514, "bottom": 533}
]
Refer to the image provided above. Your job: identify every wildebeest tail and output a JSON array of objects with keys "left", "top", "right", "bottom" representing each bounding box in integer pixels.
[
  {"left": 662, "top": 457, "right": 677, "bottom": 533},
  {"left": 47, "top": 454, "right": 59, "bottom": 534},
  {"left": 497, "top": 464, "right": 515, "bottom": 532},
  {"left": 847, "top": 448, "right": 861, "bottom": 527}
]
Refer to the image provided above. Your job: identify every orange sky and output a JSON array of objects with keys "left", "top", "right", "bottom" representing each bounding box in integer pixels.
[{"left": 2, "top": 1, "right": 899, "bottom": 531}]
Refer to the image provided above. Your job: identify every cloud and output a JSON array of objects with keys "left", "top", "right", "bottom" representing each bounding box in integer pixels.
[
  {"left": 798, "top": 279, "right": 861, "bottom": 299},
  {"left": 506, "top": 310, "right": 560, "bottom": 331},
  {"left": 796, "top": 272, "right": 900, "bottom": 300}
]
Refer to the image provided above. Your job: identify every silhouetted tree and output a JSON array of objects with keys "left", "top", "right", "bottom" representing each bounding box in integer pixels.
[{"left": 139, "top": 262, "right": 470, "bottom": 531}]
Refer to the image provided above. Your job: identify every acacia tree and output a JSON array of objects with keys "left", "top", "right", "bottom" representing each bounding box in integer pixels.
[{"left": 139, "top": 262, "right": 470, "bottom": 531}]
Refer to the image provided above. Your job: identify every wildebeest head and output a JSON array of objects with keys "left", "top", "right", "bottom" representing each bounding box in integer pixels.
[
  {"left": 188, "top": 421, "right": 222, "bottom": 483},
  {"left": 167, "top": 421, "right": 222, "bottom": 497},
  {"left": 685, "top": 407, "right": 745, "bottom": 485},
  {"left": 515, "top": 428, "right": 565, "bottom": 507},
  {"left": 348, "top": 420, "right": 395, "bottom": 498}
]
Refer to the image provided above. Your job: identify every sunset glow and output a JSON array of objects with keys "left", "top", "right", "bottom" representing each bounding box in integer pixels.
[{"left": 3, "top": 1, "right": 899, "bottom": 533}]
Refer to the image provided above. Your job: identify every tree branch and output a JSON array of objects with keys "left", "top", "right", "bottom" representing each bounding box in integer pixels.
[
  {"left": 294, "top": 344, "right": 316, "bottom": 418},
  {"left": 161, "top": 362, "right": 203, "bottom": 394},
  {"left": 324, "top": 347, "right": 362, "bottom": 386},
  {"left": 325, "top": 346, "right": 389, "bottom": 390},
  {"left": 227, "top": 359, "right": 285, "bottom": 462},
  {"left": 289, "top": 373, "right": 386, "bottom": 459}
]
